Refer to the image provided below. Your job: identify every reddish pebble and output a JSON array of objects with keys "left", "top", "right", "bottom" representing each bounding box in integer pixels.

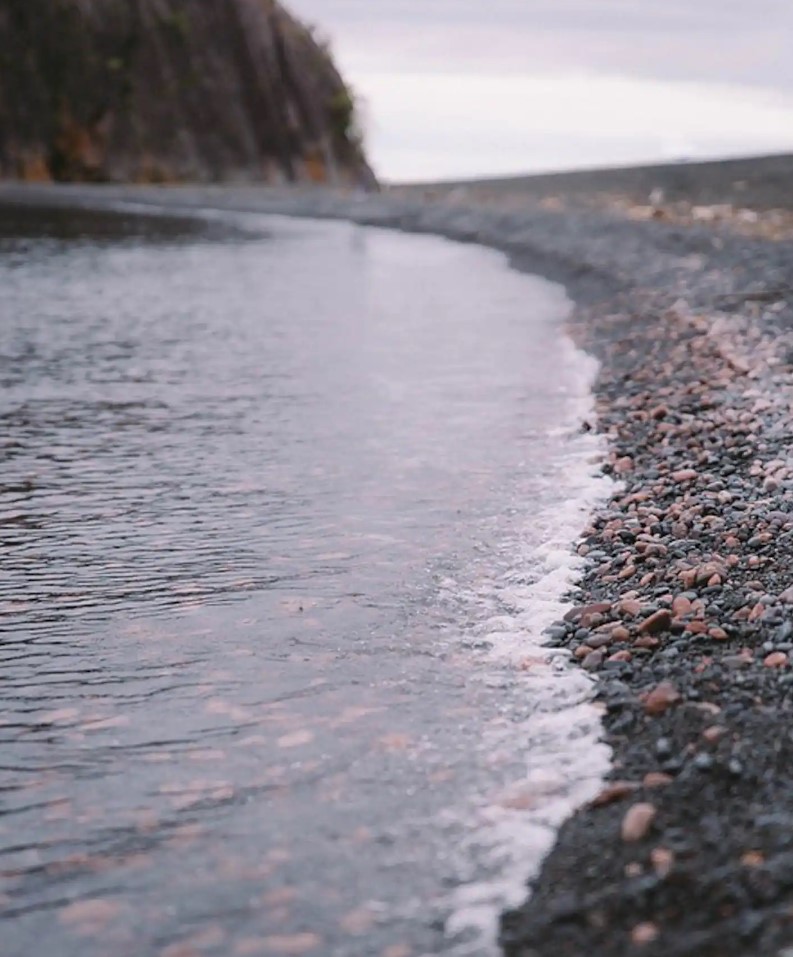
[
  {"left": 671, "top": 595, "right": 692, "bottom": 617},
  {"left": 619, "top": 599, "right": 643, "bottom": 617},
  {"left": 643, "top": 681, "right": 681, "bottom": 716},
  {"left": 695, "top": 563, "right": 724, "bottom": 585},
  {"left": 608, "top": 650, "right": 633, "bottom": 663},
  {"left": 679, "top": 569, "right": 697, "bottom": 589},
  {"left": 749, "top": 602, "right": 766, "bottom": 622},
  {"left": 590, "top": 781, "right": 640, "bottom": 808},
  {"left": 643, "top": 772, "right": 673, "bottom": 789},
  {"left": 631, "top": 922, "right": 660, "bottom": 946},
  {"left": 671, "top": 469, "right": 698, "bottom": 482},
  {"left": 621, "top": 802, "right": 657, "bottom": 842},
  {"left": 634, "top": 635, "right": 660, "bottom": 650},
  {"left": 638, "top": 609, "right": 672, "bottom": 635},
  {"left": 564, "top": 601, "right": 612, "bottom": 623},
  {"left": 741, "top": 851, "right": 765, "bottom": 868},
  {"left": 611, "top": 625, "right": 631, "bottom": 642},
  {"left": 650, "top": 847, "right": 675, "bottom": 877},
  {"left": 764, "top": 652, "right": 788, "bottom": 668},
  {"left": 702, "top": 725, "right": 726, "bottom": 743},
  {"left": 709, "top": 627, "right": 728, "bottom": 641}
]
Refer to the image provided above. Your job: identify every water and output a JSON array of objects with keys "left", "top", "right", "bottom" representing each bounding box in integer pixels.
[{"left": 0, "top": 203, "right": 610, "bottom": 957}]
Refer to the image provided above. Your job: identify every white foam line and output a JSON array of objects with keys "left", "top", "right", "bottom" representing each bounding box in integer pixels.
[{"left": 439, "top": 330, "right": 615, "bottom": 955}]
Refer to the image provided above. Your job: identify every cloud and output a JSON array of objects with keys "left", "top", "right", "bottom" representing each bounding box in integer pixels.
[
  {"left": 362, "top": 72, "right": 793, "bottom": 181},
  {"left": 290, "top": 0, "right": 793, "bottom": 89},
  {"left": 287, "top": 1, "right": 793, "bottom": 179}
]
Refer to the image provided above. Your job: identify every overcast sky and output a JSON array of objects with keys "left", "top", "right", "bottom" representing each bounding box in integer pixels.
[{"left": 289, "top": 0, "right": 793, "bottom": 181}]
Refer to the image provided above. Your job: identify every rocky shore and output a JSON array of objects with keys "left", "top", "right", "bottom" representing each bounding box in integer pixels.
[
  {"left": 2, "top": 155, "right": 793, "bottom": 955},
  {"left": 501, "top": 231, "right": 793, "bottom": 957}
]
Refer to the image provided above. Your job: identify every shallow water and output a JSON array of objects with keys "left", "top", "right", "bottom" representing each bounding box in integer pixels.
[{"left": 0, "top": 204, "right": 608, "bottom": 957}]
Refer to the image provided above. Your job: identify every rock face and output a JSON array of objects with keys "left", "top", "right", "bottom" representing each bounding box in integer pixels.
[{"left": 0, "top": 0, "right": 376, "bottom": 187}]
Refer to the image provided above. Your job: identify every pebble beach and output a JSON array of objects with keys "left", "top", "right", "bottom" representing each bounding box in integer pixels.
[{"left": 2, "top": 152, "right": 793, "bottom": 955}]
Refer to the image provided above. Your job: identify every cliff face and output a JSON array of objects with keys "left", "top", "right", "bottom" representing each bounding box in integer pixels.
[{"left": 0, "top": 0, "right": 376, "bottom": 187}]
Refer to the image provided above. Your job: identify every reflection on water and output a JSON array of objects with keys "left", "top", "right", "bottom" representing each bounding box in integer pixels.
[{"left": 0, "top": 204, "right": 601, "bottom": 957}]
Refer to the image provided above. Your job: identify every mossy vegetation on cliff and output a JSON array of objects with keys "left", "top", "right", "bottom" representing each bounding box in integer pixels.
[{"left": 0, "top": 0, "right": 376, "bottom": 187}]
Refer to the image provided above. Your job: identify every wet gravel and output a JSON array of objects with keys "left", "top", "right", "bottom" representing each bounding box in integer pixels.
[
  {"left": 500, "top": 262, "right": 793, "bottom": 957},
  {"left": 2, "top": 165, "right": 793, "bottom": 956}
]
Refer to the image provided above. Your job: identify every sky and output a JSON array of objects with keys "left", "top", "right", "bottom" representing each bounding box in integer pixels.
[{"left": 288, "top": 0, "right": 793, "bottom": 183}]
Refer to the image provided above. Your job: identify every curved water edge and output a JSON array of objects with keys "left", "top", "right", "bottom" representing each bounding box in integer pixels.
[{"left": 0, "top": 202, "right": 613, "bottom": 956}]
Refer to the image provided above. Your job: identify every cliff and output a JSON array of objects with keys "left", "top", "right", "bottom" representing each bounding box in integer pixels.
[{"left": 0, "top": 0, "right": 376, "bottom": 187}]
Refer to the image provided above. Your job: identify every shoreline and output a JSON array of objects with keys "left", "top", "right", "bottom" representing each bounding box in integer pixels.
[{"left": 2, "top": 161, "right": 793, "bottom": 955}]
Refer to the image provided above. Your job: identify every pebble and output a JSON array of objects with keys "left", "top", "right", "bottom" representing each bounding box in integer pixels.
[
  {"left": 546, "top": 625, "right": 567, "bottom": 643},
  {"left": 643, "top": 772, "right": 674, "bottom": 789},
  {"left": 655, "top": 737, "right": 673, "bottom": 758},
  {"left": 590, "top": 781, "right": 640, "bottom": 807},
  {"left": 587, "top": 633, "right": 614, "bottom": 649},
  {"left": 565, "top": 601, "right": 612, "bottom": 623},
  {"left": 582, "top": 650, "right": 604, "bottom": 670},
  {"left": 650, "top": 847, "right": 674, "bottom": 877},
  {"left": 695, "top": 562, "right": 726, "bottom": 585},
  {"left": 764, "top": 651, "right": 789, "bottom": 668},
  {"left": 630, "top": 922, "right": 660, "bottom": 946},
  {"left": 749, "top": 602, "right": 767, "bottom": 621},
  {"left": 621, "top": 803, "right": 657, "bottom": 842},
  {"left": 642, "top": 681, "right": 681, "bottom": 716},
  {"left": 638, "top": 610, "right": 672, "bottom": 635},
  {"left": 723, "top": 651, "right": 752, "bottom": 669},
  {"left": 619, "top": 598, "right": 643, "bottom": 617},
  {"left": 671, "top": 469, "right": 698, "bottom": 483},
  {"left": 671, "top": 595, "right": 692, "bottom": 617},
  {"left": 741, "top": 850, "right": 765, "bottom": 868}
]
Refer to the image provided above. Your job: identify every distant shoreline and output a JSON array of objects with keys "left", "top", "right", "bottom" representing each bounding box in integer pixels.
[
  {"left": 393, "top": 150, "right": 793, "bottom": 210},
  {"left": 4, "top": 150, "right": 792, "bottom": 241}
]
